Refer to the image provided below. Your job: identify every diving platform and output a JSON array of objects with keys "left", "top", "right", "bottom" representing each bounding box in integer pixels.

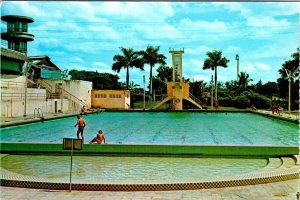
[{"left": 152, "top": 49, "right": 203, "bottom": 110}]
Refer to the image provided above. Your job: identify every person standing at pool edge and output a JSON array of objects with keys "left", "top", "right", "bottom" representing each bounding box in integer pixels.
[{"left": 74, "top": 115, "right": 85, "bottom": 143}]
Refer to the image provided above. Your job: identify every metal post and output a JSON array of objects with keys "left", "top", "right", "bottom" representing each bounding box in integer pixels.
[
  {"left": 236, "top": 54, "right": 239, "bottom": 81},
  {"left": 285, "top": 69, "right": 292, "bottom": 114},
  {"left": 24, "top": 75, "right": 27, "bottom": 117},
  {"left": 288, "top": 78, "right": 291, "bottom": 114},
  {"left": 61, "top": 80, "right": 63, "bottom": 113},
  {"left": 211, "top": 75, "right": 214, "bottom": 109},
  {"left": 143, "top": 75, "right": 145, "bottom": 110},
  {"left": 69, "top": 139, "right": 73, "bottom": 192}
]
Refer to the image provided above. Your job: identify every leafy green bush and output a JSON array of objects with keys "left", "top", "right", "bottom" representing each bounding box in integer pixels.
[
  {"left": 241, "top": 91, "right": 271, "bottom": 109},
  {"left": 233, "top": 95, "right": 251, "bottom": 108},
  {"left": 218, "top": 96, "right": 233, "bottom": 107}
]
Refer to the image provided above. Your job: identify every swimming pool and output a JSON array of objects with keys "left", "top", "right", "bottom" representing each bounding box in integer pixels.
[
  {"left": 1, "top": 155, "right": 267, "bottom": 181},
  {"left": 0, "top": 112, "right": 298, "bottom": 145}
]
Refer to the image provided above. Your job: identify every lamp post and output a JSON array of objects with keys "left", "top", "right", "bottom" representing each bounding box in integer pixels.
[
  {"left": 235, "top": 54, "right": 239, "bottom": 81},
  {"left": 24, "top": 74, "right": 28, "bottom": 117},
  {"left": 211, "top": 75, "right": 214, "bottom": 109},
  {"left": 143, "top": 75, "right": 145, "bottom": 110},
  {"left": 285, "top": 69, "right": 292, "bottom": 114},
  {"left": 284, "top": 69, "right": 299, "bottom": 114},
  {"left": 23, "top": 61, "right": 30, "bottom": 117}
]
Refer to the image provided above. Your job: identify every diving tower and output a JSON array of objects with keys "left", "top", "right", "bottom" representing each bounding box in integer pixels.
[{"left": 152, "top": 49, "right": 203, "bottom": 110}]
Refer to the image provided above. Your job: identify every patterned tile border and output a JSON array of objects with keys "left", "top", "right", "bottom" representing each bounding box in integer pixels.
[{"left": 1, "top": 155, "right": 299, "bottom": 191}]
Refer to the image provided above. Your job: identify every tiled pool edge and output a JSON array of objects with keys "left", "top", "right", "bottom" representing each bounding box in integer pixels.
[
  {"left": 1, "top": 156, "right": 299, "bottom": 191},
  {"left": 1, "top": 143, "right": 299, "bottom": 156}
]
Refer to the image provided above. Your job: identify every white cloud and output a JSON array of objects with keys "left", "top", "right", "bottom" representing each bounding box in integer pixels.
[
  {"left": 257, "top": 2, "right": 298, "bottom": 17},
  {"left": 191, "top": 74, "right": 210, "bottom": 82},
  {"left": 212, "top": 2, "right": 251, "bottom": 17},
  {"left": 244, "top": 62, "right": 255, "bottom": 72},
  {"left": 179, "top": 18, "right": 228, "bottom": 33},
  {"left": 88, "top": 25, "right": 120, "bottom": 39},
  {"left": 132, "top": 24, "right": 181, "bottom": 40},
  {"left": 9, "top": 2, "right": 46, "bottom": 17},
  {"left": 217, "top": 74, "right": 231, "bottom": 83},
  {"left": 185, "top": 45, "right": 211, "bottom": 55},
  {"left": 224, "top": 46, "right": 241, "bottom": 53},
  {"left": 243, "top": 62, "right": 271, "bottom": 73},
  {"left": 255, "top": 62, "right": 271, "bottom": 71},
  {"left": 187, "top": 59, "right": 204, "bottom": 72},
  {"left": 247, "top": 17, "right": 290, "bottom": 28},
  {"left": 92, "top": 62, "right": 110, "bottom": 69},
  {"left": 97, "top": 2, "right": 174, "bottom": 21}
]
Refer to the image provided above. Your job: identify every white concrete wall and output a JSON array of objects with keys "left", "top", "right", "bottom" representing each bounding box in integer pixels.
[
  {"left": 1, "top": 98, "right": 70, "bottom": 118},
  {"left": 40, "top": 79, "right": 92, "bottom": 108},
  {"left": 63, "top": 80, "right": 92, "bottom": 108},
  {"left": 0, "top": 77, "right": 92, "bottom": 118}
]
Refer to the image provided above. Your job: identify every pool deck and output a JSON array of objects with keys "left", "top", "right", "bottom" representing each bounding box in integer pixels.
[{"left": 1, "top": 178, "right": 299, "bottom": 200}]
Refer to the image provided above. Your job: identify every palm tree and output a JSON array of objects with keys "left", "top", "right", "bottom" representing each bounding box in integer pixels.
[
  {"left": 139, "top": 46, "right": 166, "bottom": 99},
  {"left": 203, "top": 50, "right": 229, "bottom": 101},
  {"left": 235, "top": 72, "right": 253, "bottom": 94},
  {"left": 112, "top": 47, "right": 144, "bottom": 89}
]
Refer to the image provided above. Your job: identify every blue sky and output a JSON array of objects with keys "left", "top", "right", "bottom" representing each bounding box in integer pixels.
[{"left": 1, "top": 2, "right": 298, "bottom": 88}]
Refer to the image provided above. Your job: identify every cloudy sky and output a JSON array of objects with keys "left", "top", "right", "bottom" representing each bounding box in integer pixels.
[{"left": 1, "top": 2, "right": 298, "bottom": 88}]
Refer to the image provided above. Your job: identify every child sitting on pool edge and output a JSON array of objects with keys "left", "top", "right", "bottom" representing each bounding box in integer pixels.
[{"left": 89, "top": 130, "right": 106, "bottom": 144}]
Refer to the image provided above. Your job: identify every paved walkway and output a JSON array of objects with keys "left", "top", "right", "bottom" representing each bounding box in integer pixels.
[
  {"left": 0, "top": 112, "right": 77, "bottom": 124},
  {"left": 256, "top": 109, "right": 299, "bottom": 121},
  {"left": 1, "top": 178, "right": 299, "bottom": 200}
]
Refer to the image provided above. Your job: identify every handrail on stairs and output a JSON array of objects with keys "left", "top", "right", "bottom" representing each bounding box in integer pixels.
[
  {"left": 37, "top": 79, "right": 53, "bottom": 91},
  {"left": 189, "top": 93, "right": 203, "bottom": 106},
  {"left": 59, "top": 86, "right": 87, "bottom": 107}
]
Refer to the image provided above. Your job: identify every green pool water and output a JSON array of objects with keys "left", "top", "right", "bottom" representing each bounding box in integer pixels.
[
  {"left": 1, "top": 155, "right": 268, "bottom": 181},
  {"left": 0, "top": 112, "right": 298, "bottom": 145}
]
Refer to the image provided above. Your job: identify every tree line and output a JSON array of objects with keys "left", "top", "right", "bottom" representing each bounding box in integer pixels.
[{"left": 68, "top": 47, "right": 299, "bottom": 110}]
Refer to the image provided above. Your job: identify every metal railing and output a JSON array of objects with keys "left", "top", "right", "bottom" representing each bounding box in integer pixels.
[
  {"left": 36, "top": 79, "right": 87, "bottom": 107},
  {"left": 37, "top": 79, "right": 54, "bottom": 92},
  {"left": 189, "top": 93, "right": 203, "bottom": 106},
  {"left": 0, "top": 81, "right": 25, "bottom": 88},
  {"left": 1, "top": 93, "right": 46, "bottom": 100},
  {"left": 34, "top": 108, "right": 44, "bottom": 118},
  {"left": 59, "top": 86, "right": 87, "bottom": 107}
]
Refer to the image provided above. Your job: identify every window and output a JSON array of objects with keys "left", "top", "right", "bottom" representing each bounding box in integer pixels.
[
  {"left": 8, "top": 41, "right": 18, "bottom": 51},
  {"left": 109, "top": 94, "right": 121, "bottom": 98},
  {"left": 22, "top": 23, "right": 28, "bottom": 32},
  {"left": 7, "top": 22, "right": 15, "bottom": 32},
  {"left": 16, "top": 21, "right": 20, "bottom": 32},
  {"left": 19, "top": 41, "right": 27, "bottom": 52},
  {"left": 95, "top": 94, "right": 107, "bottom": 98}
]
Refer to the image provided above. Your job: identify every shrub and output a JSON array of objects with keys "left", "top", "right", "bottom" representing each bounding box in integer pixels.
[
  {"left": 241, "top": 91, "right": 271, "bottom": 109},
  {"left": 218, "top": 96, "right": 233, "bottom": 107},
  {"left": 233, "top": 95, "right": 251, "bottom": 109}
]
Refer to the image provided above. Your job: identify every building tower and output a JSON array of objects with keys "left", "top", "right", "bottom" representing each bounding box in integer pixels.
[{"left": 1, "top": 15, "right": 34, "bottom": 55}]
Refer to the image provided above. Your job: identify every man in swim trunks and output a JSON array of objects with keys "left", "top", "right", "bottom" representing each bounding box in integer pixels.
[
  {"left": 89, "top": 130, "right": 106, "bottom": 144},
  {"left": 74, "top": 115, "right": 85, "bottom": 143}
]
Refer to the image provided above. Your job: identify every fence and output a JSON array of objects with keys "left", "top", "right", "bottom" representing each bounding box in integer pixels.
[
  {"left": 1, "top": 93, "right": 46, "bottom": 100},
  {"left": 0, "top": 81, "right": 25, "bottom": 88}
]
